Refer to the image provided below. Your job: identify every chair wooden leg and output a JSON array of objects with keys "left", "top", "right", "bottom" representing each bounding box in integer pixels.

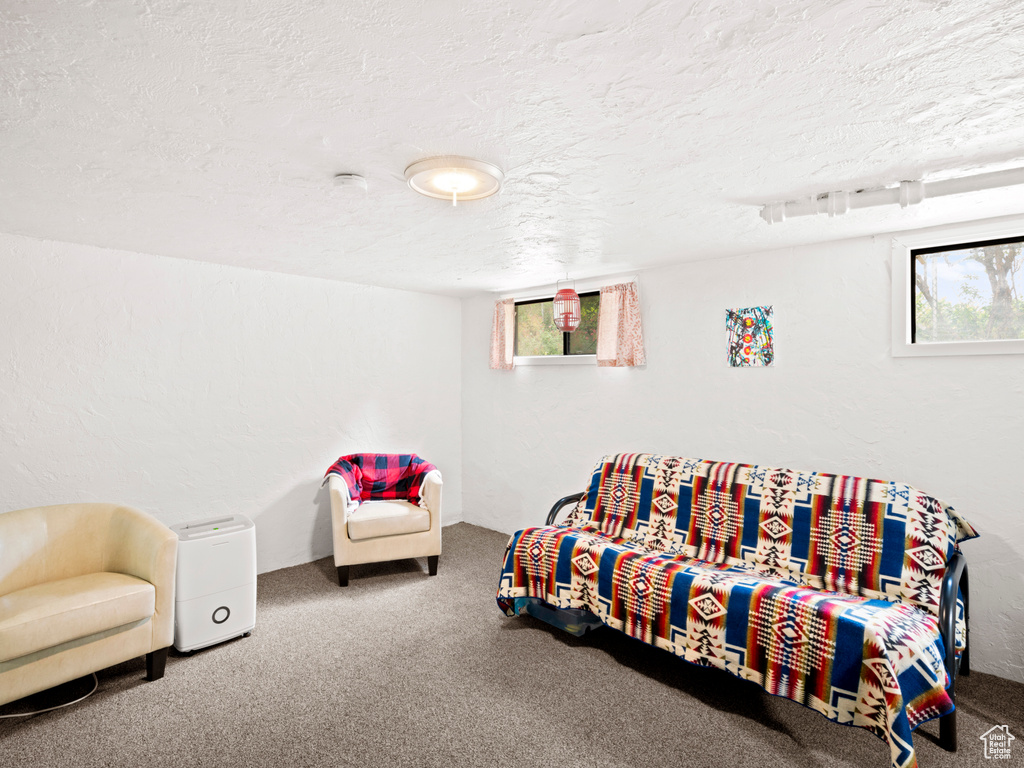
[
  {"left": 146, "top": 647, "right": 169, "bottom": 681},
  {"left": 940, "top": 709, "right": 957, "bottom": 752},
  {"left": 427, "top": 555, "right": 439, "bottom": 576},
  {"left": 337, "top": 565, "right": 349, "bottom": 587}
]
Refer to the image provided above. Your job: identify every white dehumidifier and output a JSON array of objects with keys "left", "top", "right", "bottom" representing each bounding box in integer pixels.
[{"left": 171, "top": 514, "right": 257, "bottom": 653}]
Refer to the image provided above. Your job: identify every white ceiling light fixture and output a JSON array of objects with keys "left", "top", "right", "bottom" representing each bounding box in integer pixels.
[{"left": 404, "top": 156, "right": 504, "bottom": 206}]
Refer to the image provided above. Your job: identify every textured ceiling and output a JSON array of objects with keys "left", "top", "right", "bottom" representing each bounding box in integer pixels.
[{"left": 2, "top": 0, "right": 1024, "bottom": 296}]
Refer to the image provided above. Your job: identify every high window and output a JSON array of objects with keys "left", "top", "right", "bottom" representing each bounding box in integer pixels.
[
  {"left": 912, "top": 236, "right": 1024, "bottom": 343},
  {"left": 514, "top": 291, "right": 599, "bottom": 357},
  {"left": 892, "top": 219, "right": 1024, "bottom": 357}
]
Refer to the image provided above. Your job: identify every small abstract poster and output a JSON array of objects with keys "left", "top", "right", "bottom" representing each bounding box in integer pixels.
[{"left": 726, "top": 306, "right": 774, "bottom": 367}]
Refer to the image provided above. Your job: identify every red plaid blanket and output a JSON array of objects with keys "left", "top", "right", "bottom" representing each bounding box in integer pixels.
[{"left": 324, "top": 454, "right": 437, "bottom": 508}]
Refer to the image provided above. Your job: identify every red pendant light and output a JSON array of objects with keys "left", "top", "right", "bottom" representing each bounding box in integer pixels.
[{"left": 553, "top": 279, "right": 581, "bottom": 332}]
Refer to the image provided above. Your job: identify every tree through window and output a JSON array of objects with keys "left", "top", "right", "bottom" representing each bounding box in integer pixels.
[
  {"left": 514, "top": 292, "right": 599, "bottom": 356},
  {"left": 913, "top": 236, "right": 1024, "bottom": 343}
]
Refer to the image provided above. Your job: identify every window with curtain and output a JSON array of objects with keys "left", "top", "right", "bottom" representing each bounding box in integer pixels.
[{"left": 490, "top": 280, "right": 645, "bottom": 369}]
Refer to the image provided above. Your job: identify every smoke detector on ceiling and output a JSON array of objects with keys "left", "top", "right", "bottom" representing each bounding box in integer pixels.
[{"left": 333, "top": 173, "right": 367, "bottom": 191}]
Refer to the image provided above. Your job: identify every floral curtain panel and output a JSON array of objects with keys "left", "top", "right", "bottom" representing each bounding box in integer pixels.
[
  {"left": 596, "top": 281, "right": 645, "bottom": 367},
  {"left": 489, "top": 298, "right": 515, "bottom": 370}
]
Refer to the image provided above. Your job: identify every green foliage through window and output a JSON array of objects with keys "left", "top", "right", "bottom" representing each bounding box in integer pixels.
[
  {"left": 913, "top": 236, "right": 1024, "bottom": 343},
  {"left": 515, "top": 292, "right": 599, "bottom": 356}
]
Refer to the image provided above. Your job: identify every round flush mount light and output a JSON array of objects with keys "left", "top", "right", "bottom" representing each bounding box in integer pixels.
[{"left": 404, "top": 156, "right": 504, "bottom": 206}]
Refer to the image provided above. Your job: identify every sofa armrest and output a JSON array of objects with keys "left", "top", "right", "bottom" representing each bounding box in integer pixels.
[
  {"left": 0, "top": 507, "right": 49, "bottom": 597},
  {"left": 104, "top": 506, "right": 178, "bottom": 650},
  {"left": 328, "top": 475, "right": 357, "bottom": 522},
  {"left": 546, "top": 492, "right": 586, "bottom": 526},
  {"left": 421, "top": 470, "right": 443, "bottom": 527},
  {"left": 939, "top": 550, "right": 969, "bottom": 686}
]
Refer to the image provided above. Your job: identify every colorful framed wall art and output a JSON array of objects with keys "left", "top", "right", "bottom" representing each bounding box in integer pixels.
[{"left": 726, "top": 305, "right": 774, "bottom": 367}]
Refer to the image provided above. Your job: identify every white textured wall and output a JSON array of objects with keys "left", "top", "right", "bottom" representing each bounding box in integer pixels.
[
  {"left": 0, "top": 233, "right": 462, "bottom": 574},
  {"left": 461, "top": 235, "right": 1024, "bottom": 684}
]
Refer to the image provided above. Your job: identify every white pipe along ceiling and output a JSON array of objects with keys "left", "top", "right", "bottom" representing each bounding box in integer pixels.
[{"left": 760, "top": 167, "right": 1024, "bottom": 224}]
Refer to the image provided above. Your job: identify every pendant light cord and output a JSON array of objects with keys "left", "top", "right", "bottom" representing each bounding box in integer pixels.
[{"left": 0, "top": 673, "right": 98, "bottom": 718}]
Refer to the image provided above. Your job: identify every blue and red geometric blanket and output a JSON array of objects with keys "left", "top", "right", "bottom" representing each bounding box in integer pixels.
[
  {"left": 324, "top": 453, "right": 437, "bottom": 508},
  {"left": 496, "top": 454, "right": 978, "bottom": 768}
]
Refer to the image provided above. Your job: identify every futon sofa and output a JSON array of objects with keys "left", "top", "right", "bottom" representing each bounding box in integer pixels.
[
  {"left": 0, "top": 503, "right": 177, "bottom": 706},
  {"left": 497, "top": 454, "right": 977, "bottom": 768}
]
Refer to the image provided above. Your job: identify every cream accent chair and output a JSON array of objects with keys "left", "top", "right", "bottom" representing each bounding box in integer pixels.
[
  {"left": 0, "top": 503, "right": 177, "bottom": 706},
  {"left": 327, "top": 470, "right": 442, "bottom": 587}
]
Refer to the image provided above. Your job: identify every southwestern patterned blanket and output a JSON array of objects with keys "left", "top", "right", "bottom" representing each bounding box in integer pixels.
[{"left": 496, "top": 454, "right": 977, "bottom": 768}]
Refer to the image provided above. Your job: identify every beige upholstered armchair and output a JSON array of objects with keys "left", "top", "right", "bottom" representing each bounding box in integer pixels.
[
  {"left": 327, "top": 469, "right": 442, "bottom": 587},
  {"left": 0, "top": 503, "right": 177, "bottom": 706}
]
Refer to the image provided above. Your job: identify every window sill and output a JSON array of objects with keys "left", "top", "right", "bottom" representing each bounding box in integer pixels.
[
  {"left": 514, "top": 355, "right": 597, "bottom": 366},
  {"left": 893, "top": 338, "right": 1024, "bottom": 358}
]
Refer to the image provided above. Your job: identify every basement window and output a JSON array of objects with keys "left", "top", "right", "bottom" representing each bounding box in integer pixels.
[
  {"left": 514, "top": 292, "right": 599, "bottom": 365},
  {"left": 892, "top": 219, "right": 1024, "bottom": 356}
]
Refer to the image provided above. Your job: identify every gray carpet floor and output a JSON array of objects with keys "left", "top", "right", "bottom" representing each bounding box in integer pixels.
[{"left": 1, "top": 522, "right": 1021, "bottom": 767}]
